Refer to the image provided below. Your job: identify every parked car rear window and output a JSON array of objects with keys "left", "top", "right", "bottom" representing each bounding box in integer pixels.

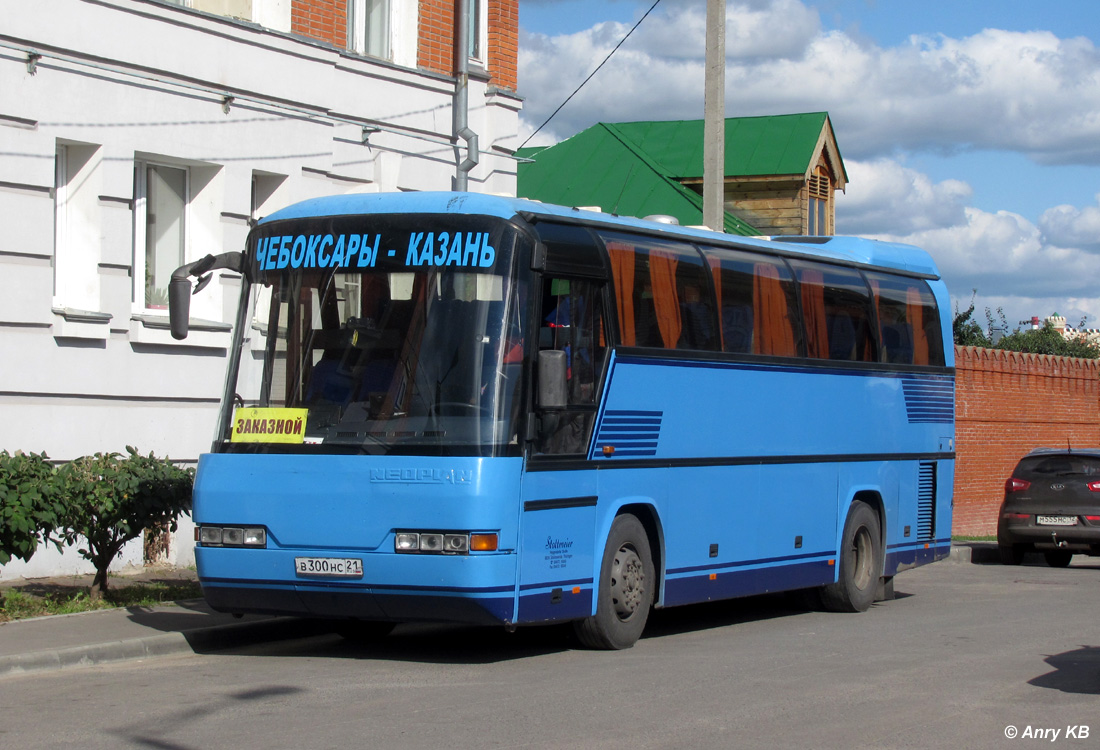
[{"left": 1016, "top": 455, "right": 1100, "bottom": 477}]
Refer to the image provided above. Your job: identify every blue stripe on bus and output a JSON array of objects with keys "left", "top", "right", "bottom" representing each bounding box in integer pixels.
[
  {"left": 519, "top": 577, "right": 593, "bottom": 592},
  {"left": 666, "top": 549, "right": 833, "bottom": 576},
  {"left": 201, "top": 576, "right": 515, "bottom": 595},
  {"left": 518, "top": 588, "right": 594, "bottom": 622},
  {"left": 663, "top": 559, "right": 836, "bottom": 607},
  {"left": 613, "top": 354, "right": 954, "bottom": 384}
]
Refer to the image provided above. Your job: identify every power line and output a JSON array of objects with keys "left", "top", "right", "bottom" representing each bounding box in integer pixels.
[{"left": 519, "top": 0, "right": 663, "bottom": 149}]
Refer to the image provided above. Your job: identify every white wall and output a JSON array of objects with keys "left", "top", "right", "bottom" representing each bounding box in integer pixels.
[{"left": 0, "top": 0, "right": 520, "bottom": 580}]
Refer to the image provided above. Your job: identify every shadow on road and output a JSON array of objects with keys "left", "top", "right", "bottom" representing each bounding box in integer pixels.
[
  {"left": 1029, "top": 645, "right": 1100, "bottom": 694},
  {"left": 199, "top": 587, "right": 916, "bottom": 665}
]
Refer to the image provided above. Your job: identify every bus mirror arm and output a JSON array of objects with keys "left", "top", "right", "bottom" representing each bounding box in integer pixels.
[{"left": 169, "top": 252, "right": 245, "bottom": 340}]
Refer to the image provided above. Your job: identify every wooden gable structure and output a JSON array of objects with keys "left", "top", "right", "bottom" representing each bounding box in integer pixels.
[{"left": 518, "top": 112, "right": 847, "bottom": 236}]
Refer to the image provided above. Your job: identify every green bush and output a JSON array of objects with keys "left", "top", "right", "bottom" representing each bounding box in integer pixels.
[
  {"left": 55, "top": 447, "right": 194, "bottom": 599},
  {"left": 0, "top": 451, "right": 62, "bottom": 566}
]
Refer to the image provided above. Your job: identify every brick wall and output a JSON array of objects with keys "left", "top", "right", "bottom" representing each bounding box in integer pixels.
[
  {"left": 292, "top": 0, "right": 347, "bottom": 47},
  {"left": 292, "top": 0, "right": 518, "bottom": 92},
  {"left": 418, "top": 0, "right": 453, "bottom": 76},
  {"left": 418, "top": 0, "right": 518, "bottom": 90},
  {"left": 954, "top": 345, "right": 1100, "bottom": 535},
  {"left": 487, "top": 0, "right": 517, "bottom": 90}
]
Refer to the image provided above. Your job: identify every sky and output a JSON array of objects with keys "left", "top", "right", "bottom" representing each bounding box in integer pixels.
[{"left": 516, "top": 0, "right": 1100, "bottom": 332}]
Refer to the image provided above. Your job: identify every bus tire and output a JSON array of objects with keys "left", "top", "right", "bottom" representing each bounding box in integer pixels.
[
  {"left": 573, "top": 514, "right": 654, "bottom": 650},
  {"left": 820, "top": 500, "right": 882, "bottom": 613}
]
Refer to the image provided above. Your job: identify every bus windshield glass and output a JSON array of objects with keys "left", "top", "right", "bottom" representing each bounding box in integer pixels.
[{"left": 226, "top": 215, "right": 527, "bottom": 457}]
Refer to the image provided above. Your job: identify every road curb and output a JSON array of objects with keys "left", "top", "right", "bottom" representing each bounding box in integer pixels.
[
  {"left": 948, "top": 543, "right": 999, "bottom": 564},
  {"left": 0, "top": 616, "right": 330, "bottom": 680}
]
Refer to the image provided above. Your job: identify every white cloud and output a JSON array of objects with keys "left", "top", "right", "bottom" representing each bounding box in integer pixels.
[
  {"left": 838, "top": 172, "right": 1100, "bottom": 326},
  {"left": 837, "top": 159, "right": 971, "bottom": 235},
  {"left": 519, "top": 1, "right": 1100, "bottom": 162},
  {"left": 518, "top": 0, "right": 1100, "bottom": 327},
  {"left": 1039, "top": 196, "right": 1100, "bottom": 252}
]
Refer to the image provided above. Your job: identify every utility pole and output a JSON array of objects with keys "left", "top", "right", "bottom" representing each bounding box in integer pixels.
[{"left": 703, "top": 0, "right": 725, "bottom": 231}]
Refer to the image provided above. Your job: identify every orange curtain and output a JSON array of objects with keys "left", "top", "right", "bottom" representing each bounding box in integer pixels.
[
  {"left": 607, "top": 242, "right": 636, "bottom": 346},
  {"left": 799, "top": 268, "right": 828, "bottom": 358},
  {"left": 906, "top": 286, "right": 930, "bottom": 365},
  {"left": 648, "top": 250, "right": 681, "bottom": 348},
  {"left": 707, "top": 257, "right": 723, "bottom": 312},
  {"left": 707, "top": 257, "right": 725, "bottom": 351},
  {"left": 753, "top": 263, "right": 796, "bottom": 356}
]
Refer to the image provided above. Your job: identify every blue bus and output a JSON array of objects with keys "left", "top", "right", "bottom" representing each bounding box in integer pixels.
[{"left": 170, "top": 192, "right": 954, "bottom": 649}]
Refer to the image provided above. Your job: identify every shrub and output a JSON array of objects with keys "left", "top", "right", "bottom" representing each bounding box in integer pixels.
[
  {"left": 0, "top": 451, "right": 62, "bottom": 566},
  {"left": 55, "top": 447, "right": 193, "bottom": 599}
]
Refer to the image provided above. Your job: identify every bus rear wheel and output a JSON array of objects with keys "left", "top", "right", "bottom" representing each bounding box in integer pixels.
[
  {"left": 820, "top": 500, "right": 882, "bottom": 613},
  {"left": 573, "top": 514, "right": 654, "bottom": 650}
]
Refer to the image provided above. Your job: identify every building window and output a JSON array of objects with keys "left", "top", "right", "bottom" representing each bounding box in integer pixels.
[
  {"left": 468, "top": 0, "right": 482, "bottom": 60},
  {"left": 807, "top": 168, "right": 830, "bottom": 236},
  {"left": 135, "top": 163, "right": 188, "bottom": 310},
  {"left": 53, "top": 145, "right": 69, "bottom": 298},
  {"left": 348, "top": 0, "right": 391, "bottom": 59}
]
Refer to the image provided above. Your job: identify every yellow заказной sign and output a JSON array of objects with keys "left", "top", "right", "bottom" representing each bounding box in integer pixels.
[{"left": 231, "top": 408, "right": 308, "bottom": 443}]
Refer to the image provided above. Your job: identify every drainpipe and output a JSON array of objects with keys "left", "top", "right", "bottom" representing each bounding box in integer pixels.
[{"left": 454, "top": 0, "right": 479, "bottom": 191}]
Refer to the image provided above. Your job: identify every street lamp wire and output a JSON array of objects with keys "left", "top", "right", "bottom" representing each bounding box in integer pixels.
[{"left": 519, "top": 0, "right": 663, "bottom": 150}]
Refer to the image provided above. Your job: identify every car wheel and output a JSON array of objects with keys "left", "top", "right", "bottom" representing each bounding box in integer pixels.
[
  {"left": 998, "top": 543, "right": 1025, "bottom": 565},
  {"left": 1043, "top": 550, "right": 1073, "bottom": 568},
  {"left": 820, "top": 501, "right": 882, "bottom": 613},
  {"left": 573, "top": 514, "right": 654, "bottom": 650}
]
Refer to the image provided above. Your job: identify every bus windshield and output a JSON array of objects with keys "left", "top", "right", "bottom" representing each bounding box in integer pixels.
[{"left": 225, "top": 216, "right": 527, "bottom": 456}]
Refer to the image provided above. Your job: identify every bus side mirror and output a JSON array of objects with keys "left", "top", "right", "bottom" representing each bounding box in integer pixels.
[
  {"left": 537, "top": 350, "right": 568, "bottom": 409},
  {"left": 167, "top": 252, "right": 245, "bottom": 340},
  {"left": 169, "top": 276, "right": 192, "bottom": 340}
]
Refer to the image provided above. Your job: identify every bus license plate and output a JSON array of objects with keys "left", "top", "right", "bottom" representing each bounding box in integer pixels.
[
  {"left": 294, "top": 557, "right": 364, "bottom": 577},
  {"left": 1036, "top": 516, "right": 1077, "bottom": 526}
]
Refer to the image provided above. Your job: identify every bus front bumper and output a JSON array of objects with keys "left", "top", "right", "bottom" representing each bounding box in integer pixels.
[{"left": 196, "top": 546, "right": 518, "bottom": 626}]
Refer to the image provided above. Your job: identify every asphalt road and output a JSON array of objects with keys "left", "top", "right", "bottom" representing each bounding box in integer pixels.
[{"left": 3, "top": 556, "right": 1098, "bottom": 749}]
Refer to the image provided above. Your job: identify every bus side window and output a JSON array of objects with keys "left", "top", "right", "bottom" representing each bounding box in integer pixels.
[
  {"left": 702, "top": 248, "right": 801, "bottom": 356},
  {"left": 792, "top": 261, "right": 878, "bottom": 363},
  {"left": 866, "top": 272, "right": 945, "bottom": 367},
  {"left": 535, "top": 277, "right": 607, "bottom": 455},
  {"left": 603, "top": 234, "right": 717, "bottom": 351}
]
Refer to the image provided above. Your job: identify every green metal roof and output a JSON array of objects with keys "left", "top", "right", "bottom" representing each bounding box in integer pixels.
[
  {"left": 610, "top": 112, "right": 837, "bottom": 179},
  {"left": 517, "top": 113, "right": 844, "bottom": 236},
  {"left": 517, "top": 124, "right": 758, "bottom": 235}
]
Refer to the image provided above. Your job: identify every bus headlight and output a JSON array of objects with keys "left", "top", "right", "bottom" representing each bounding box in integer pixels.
[
  {"left": 196, "top": 525, "right": 267, "bottom": 548},
  {"left": 394, "top": 531, "right": 496, "bottom": 555}
]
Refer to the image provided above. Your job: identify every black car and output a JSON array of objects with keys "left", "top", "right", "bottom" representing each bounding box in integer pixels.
[{"left": 998, "top": 448, "right": 1100, "bottom": 566}]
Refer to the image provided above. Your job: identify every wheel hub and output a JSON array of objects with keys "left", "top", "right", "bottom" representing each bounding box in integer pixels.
[{"left": 610, "top": 544, "right": 645, "bottom": 620}]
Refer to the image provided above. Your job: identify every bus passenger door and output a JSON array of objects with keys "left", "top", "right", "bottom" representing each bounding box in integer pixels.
[{"left": 517, "top": 274, "right": 608, "bottom": 624}]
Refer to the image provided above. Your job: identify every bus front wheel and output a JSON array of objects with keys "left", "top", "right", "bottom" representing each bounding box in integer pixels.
[
  {"left": 574, "top": 514, "right": 655, "bottom": 650},
  {"left": 820, "top": 500, "right": 882, "bottom": 613}
]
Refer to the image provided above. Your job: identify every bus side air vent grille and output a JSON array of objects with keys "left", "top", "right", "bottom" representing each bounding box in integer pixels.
[
  {"left": 901, "top": 376, "right": 954, "bottom": 424},
  {"left": 917, "top": 462, "right": 936, "bottom": 541},
  {"left": 594, "top": 410, "right": 662, "bottom": 458}
]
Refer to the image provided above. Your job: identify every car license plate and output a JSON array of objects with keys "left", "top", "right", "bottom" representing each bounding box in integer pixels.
[
  {"left": 294, "top": 557, "right": 363, "bottom": 577},
  {"left": 1036, "top": 515, "right": 1077, "bottom": 526}
]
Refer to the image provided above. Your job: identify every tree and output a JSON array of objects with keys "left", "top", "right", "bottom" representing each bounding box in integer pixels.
[
  {"left": 952, "top": 298, "right": 990, "bottom": 348},
  {"left": 56, "top": 447, "right": 193, "bottom": 600},
  {"left": 0, "top": 451, "right": 62, "bottom": 566},
  {"left": 995, "top": 322, "right": 1100, "bottom": 359},
  {"left": 952, "top": 294, "right": 1100, "bottom": 360}
]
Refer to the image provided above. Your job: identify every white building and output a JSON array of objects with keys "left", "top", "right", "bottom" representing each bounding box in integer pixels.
[{"left": 0, "top": 0, "right": 521, "bottom": 578}]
